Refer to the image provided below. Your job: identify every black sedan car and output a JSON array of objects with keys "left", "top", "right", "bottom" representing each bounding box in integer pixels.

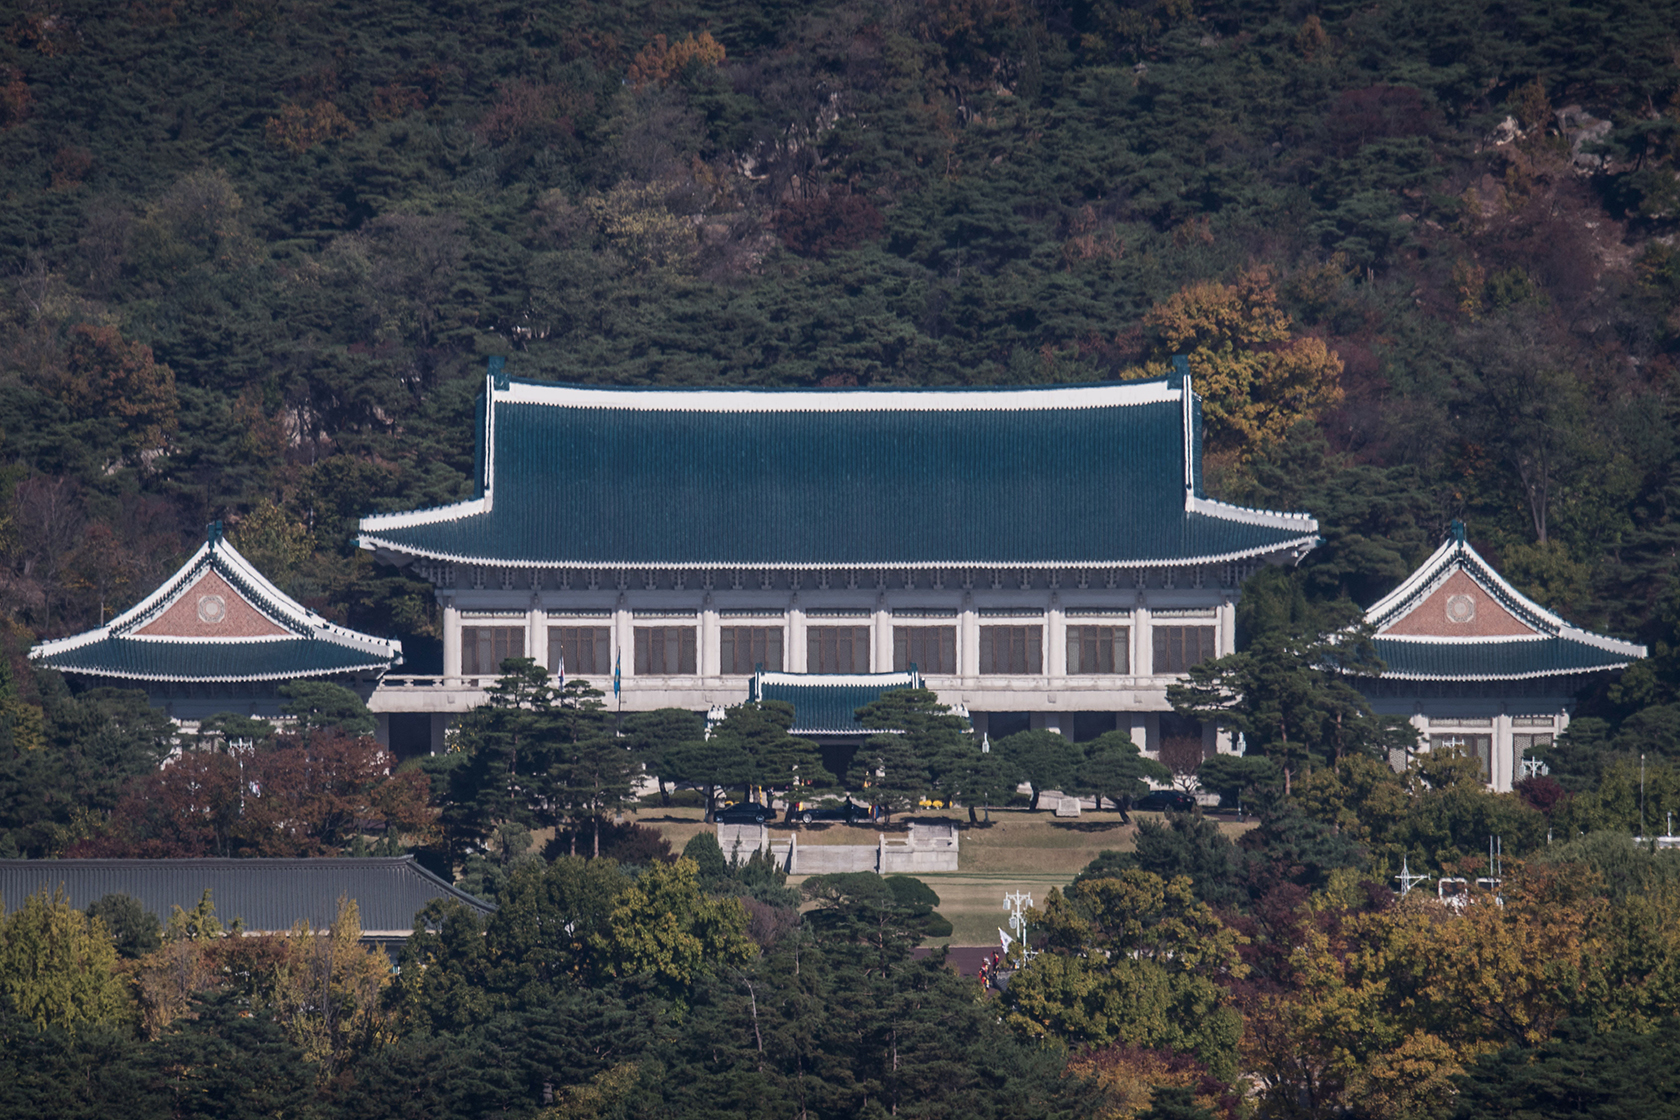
[
  {"left": 714, "top": 801, "right": 773, "bottom": 824},
  {"left": 790, "top": 799, "right": 871, "bottom": 824},
  {"left": 1132, "top": 789, "right": 1199, "bottom": 813}
]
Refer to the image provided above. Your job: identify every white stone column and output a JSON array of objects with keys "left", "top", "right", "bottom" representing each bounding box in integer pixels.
[
  {"left": 960, "top": 592, "right": 979, "bottom": 679},
  {"left": 788, "top": 596, "right": 807, "bottom": 672},
  {"left": 527, "top": 598, "right": 547, "bottom": 672},
  {"left": 1047, "top": 594, "right": 1066, "bottom": 679},
  {"left": 873, "top": 594, "right": 892, "bottom": 672},
  {"left": 1492, "top": 712, "right": 1514, "bottom": 792},
  {"left": 1134, "top": 601, "right": 1153, "bottom": 677},
  {"left": 614, "top": 594, "right": 632, "bottom": 679},
  {"left": 700, "top": 594, "right": 719, "bottom": 677},
  {"left": 1220, "top": 594, "right": 1236, "bottom": 658},
  {"left": 441, "top": 596, "right": 462, "bottom": 679},
  {"left": 1130, "top": 711, "right": 1150, "bottom": 754}
]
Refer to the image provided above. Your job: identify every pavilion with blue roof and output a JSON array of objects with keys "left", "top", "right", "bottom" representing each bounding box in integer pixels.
[
  {"left": 1356, "top": 523, "right": 1644, "bottom": 790},
  {"left": 31, "top": 529, "right": 403, "bottom": 723}
]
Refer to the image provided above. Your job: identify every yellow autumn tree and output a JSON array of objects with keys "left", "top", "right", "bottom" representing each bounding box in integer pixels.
[
  {"left": 0, "top": 887, "right": 129, "bottom": 1033},
  {"left": 259, "top": 897, "right": 394, "bottom": 1079},
  {"left": 596, "top": 858, "right": 753, "bottom": 995},
  {"left": 627, "top": 32, "right": 725, "bottom": 89},
  {"left": 584, "top": 179, "right": 697, "bottom": 273},
  {"left": 1243, "top": 873, "right": 1604, "bottom": 1120},
  {"left": 1140, "top": 267, "right": 1343, "bottom": 458}
]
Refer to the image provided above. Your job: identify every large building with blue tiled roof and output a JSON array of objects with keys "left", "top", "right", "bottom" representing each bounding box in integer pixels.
[
  {"left": 359, "top": 359, "right": 1319, "bottom": 759},
  {"left": 1357, "top": 523, "right": 1645, "bottom": 791}
]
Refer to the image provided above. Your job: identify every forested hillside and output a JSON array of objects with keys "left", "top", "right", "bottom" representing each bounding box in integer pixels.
[
  {"left": 8, "top": 4, "right": 1680, "bottom": 1113},
  {"left": 3, "top": 0, "right": 1680, "bottom": 730}
]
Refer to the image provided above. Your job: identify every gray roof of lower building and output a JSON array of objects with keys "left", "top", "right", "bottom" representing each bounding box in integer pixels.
[{"left": 0, "top": 856, "right": 492, "bottom": 937}]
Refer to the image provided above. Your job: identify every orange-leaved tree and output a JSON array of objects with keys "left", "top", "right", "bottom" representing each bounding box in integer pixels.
[
  {"left": 57, "top": 323, "right": 178, "bottom": 465},
  {"left": 1140, "top": 267, "right": 1342, "bottom": 459}
]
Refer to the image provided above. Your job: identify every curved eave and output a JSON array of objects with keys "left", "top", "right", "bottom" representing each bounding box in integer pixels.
[
  {"left": 33, "top": 637, "right": 401, "bottom": 684},
  {"left": 1365, "top": 634, "right": 1644, "bottom": 684},
  {"left": 35, "top": 660, "right": 400, "bottom": 685},
  {"left": 1372, "top": 667, "right": 1639, "bottom": 682},
  {"left": 356, "top": 532, "right": 1322, "bottom": 571}
]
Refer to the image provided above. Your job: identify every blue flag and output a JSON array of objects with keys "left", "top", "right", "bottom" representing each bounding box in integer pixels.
[{"left": 613, "top": 651, "right": 621, "bottom": 699}]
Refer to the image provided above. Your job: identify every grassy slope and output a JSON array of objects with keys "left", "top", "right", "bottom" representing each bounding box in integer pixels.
[{"left": 638, "top": 806, "right": 1258, "bottom": 946}]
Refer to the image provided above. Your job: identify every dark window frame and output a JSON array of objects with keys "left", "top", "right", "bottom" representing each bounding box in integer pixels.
[
  {"left": 808, "top": 626, "right": 870, "bottom": 673},
  {"left": 979, "top": 625, "right": 1043, "bottom": 675},
  {"left": 462, "top": 626, "right": 525, "bottom": 676},
  {"left": 634, "top": 626, "right": 697, "bottom": 675},
  {"left": 1066, "top": 625, "right": 1130, "bottom": 674},
  {"left": 720, "top": 626, "right": 784, "bottom": 674},
  {"left": 1152, "top": 626, "right": 1216, "bottom": 673},
  {"left": 893, "top": 625, "right": 957, "bottom": 673}
]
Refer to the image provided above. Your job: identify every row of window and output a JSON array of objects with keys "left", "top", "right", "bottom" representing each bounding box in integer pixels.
[{"left": 462, "top": 624, "right": 1217, "bottom": 676}]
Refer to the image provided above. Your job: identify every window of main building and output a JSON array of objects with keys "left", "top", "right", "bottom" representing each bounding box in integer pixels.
[
  {"left": 893, "top": 626, "right": 956, "bottom": 673},
  {"left": 721, "top": 626, "right": 783, "bottom": 673},
  {"left": 548, "top": 626, "right": 610, "bottom": 675},
  {"left": 462, "top": 626, "right": 524, "bottom": 675},
  {"left": 634, "top": 626, "right": 697, "bottom": 674},
  {"left": 809, "top": 626, "right": 870, "bottom": 673},
  {"left": 1153, "top": 626, "right": 1216, "bottom": 673},
  {"left": 1066, "top": 625, "right": 1129, "bottom": 674},
  {"left": 980, "top": 625, "right": 1042, "bottom": 674}
]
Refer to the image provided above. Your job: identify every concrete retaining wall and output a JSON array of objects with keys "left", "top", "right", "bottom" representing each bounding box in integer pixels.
[{"left": 720, "top": 821, "right": 959, "bottom": 874}]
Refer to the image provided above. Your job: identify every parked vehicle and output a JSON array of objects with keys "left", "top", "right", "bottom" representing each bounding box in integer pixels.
[
  {"left": 715, "top": 801, "right": 772, "bottom": 824},
  {"left": 792, "top": 799, "right": 870, "bottom": 824},
  {"left": 1132, "top": 789, "right": 1199, "bottom": 813}
]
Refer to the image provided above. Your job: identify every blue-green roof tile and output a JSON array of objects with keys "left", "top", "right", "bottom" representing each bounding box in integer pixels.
[
  {"left": 751, "top": 671, "right": 922, "bottom": 735},
  {"left": 0, "top": 856, "right": 491, "bottom": 936},
  {"left": 35, "top": 636, "right": 398, "bottom": 682},
  {"left": 1373, "top": 636, "right": 1638, "bottom": 681},
  {"left": 359, "top": 378, "right": 1317, "bottom": 569}
]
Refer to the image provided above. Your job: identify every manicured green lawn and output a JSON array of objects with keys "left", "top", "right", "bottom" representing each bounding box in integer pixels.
[{"left": 638, "top": 804, "right": 1256, "bottom": 947}]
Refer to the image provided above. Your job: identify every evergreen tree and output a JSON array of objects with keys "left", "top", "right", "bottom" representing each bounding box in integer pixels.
[
  {"left": 278, "top": 679, "right": 376, "bottom": 736},
  {"left": 1076, "top": 731, "right": 1172, "bottom": 816},
  {"left": 940, "top": 742, "right": 1023, "bottom": 823},
  {"left": 620, "top": 706, "right": 707, "bottom": 805},
  {"left": 999, "top": 729, "right": 1085, "bottom": 810},
  {"left": 1168, "top": 569, "right": 1394, "bottom": 793},
  {"left": 708, "top": 700, "right": 829, "bottom": 808},
  {"left": 84, "top": 893, "right": 161, "bottom": 959}
]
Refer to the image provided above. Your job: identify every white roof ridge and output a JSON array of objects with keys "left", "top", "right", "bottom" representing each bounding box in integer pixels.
[
  {"left": 1365, "top": 535, "right": 1566, "bottom": 633},
  {"left": 1559, "top": 624, "right": 1647, "bottom": 658},
  {"left": 1187, "top": 494, "right": 1318, "bottom": 531},
  {"left": 351, "top": 541, "right": 1322, "bottom": 570},
  {"left": 492, "top": 379, "right": 1183, "bottom": 413},
  {"left": 358, "top": 495, "right": 491, "bottom": 534},
  {"left": 757, "top": 670, "right": 919, "bottom": 685}
]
